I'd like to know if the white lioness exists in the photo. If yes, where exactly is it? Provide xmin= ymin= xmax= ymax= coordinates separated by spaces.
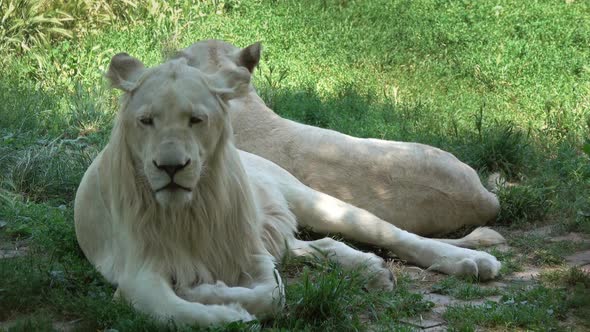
xmin=74 ymin=53 xmax=501 ymax=326
xmin=177 ymin=40 xmax=502 ymax=237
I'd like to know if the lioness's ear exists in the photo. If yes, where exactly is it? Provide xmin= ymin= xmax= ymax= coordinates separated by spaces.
xmin=106 ymin=53 xmax=145 ymax=92
xmin=237 ymin=42 xmax=261 ymax=73
xmin=207 ymin=67 xmax=251 ymax=102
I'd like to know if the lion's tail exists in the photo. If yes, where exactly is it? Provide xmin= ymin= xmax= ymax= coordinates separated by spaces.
xmin=434 ymin=227 xmax=506 ymax=249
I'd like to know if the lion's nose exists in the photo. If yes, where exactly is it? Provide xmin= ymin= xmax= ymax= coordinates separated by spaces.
xmin=153 ymin=159 xmax=191 ymax=178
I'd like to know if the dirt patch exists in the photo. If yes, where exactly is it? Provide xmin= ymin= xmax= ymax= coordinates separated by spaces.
xmin=392 ymin=231 xmax=590 ymax=330
xmin=0 ymin=238 xmax=29 ymax=259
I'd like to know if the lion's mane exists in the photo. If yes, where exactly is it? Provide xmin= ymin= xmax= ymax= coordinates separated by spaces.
xmin=102 ymin=68 xmax=268 ymax=288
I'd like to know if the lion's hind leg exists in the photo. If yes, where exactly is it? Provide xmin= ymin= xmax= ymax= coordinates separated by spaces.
xmin=288 ymin=238 xmax=396 ymax=291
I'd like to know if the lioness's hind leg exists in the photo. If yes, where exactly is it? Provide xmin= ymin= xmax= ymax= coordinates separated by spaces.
xmin=289 ymin=238 xmax=395 ymax=291
xmin=286 ymin=186 xmax=501 ymax=280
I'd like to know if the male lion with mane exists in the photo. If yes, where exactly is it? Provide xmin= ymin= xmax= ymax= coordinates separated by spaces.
xmin=75 ymin=52 xmax=501 ymax=326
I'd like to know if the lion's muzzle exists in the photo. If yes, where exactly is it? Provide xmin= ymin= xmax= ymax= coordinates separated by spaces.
xmin=148 ymin=140 xmax=200 ymax=205
xmin=153 ymin=159 xmax=191 ymax=179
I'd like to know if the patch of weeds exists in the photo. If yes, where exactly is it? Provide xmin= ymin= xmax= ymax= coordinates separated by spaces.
xmin=0 ymin=79 xmax=57 ymax=133
xmin=431 ymin=276 xmax=500 ymax=301
xmin=465 ymin=123 xmax=531 ymax=180
xmin=377 ymin=273 xmax=434 ymax=322
xmin=543 ymin=101 xmax=578 ymax=141
xmin=444 ymin=286 xmax=569 ymax=330
xmin=568 ymin=282 xmax=590 ymax=327
xmin=0 ymin=139 xmax=94 ymax=203
xmin=277 ymin=262 xmax=368 ymax=329
xmin=539 ymin=141 xmax=590 ymax=232
xmin=383 ymin=286 xmax=434 ymax=321
xmin=570 ymin=197 xmax=590 ymax=234
xmin=496 ymin=184 xmax=550 ymax=226
xmin=272 ymin=255 xmax=431 ymax=330
xmin=541 ymin=267 xmax=590 ymax=289
xmin=256 ymin=62 xmax=289 ymax=110
xmin=66 ymin=83 xmax=114 ymax=138
xmin=571 ymin=210 xmax=590 ymax=234
xmin=274 ymin=256 xmax=371 ymax=330
xmin=4 ymin=222 xmax=34 ymax=239
xmin=0 ymin=200 xmax=80 ymax=257
xmin=4 ymin=314 xmax=57 ymax=332
xmin=569 ymin=284 xmax=590 ymax=328
xmin=510 ymin=236 xmax=582 ymax=266
xmin=540 ymin=267 xmax=590 ymax=327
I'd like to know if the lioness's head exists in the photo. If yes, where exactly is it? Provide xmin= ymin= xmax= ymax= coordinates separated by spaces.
xmin=176 ymin=40 xmax=262 ymax=77
xmin=106 ymin=53 xmax=251 ymax=206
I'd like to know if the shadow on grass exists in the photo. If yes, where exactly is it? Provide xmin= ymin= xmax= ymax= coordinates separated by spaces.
xmin=258 ymin=83 xmax=535 ymax=179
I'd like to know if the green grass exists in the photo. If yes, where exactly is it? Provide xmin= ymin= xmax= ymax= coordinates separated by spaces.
xmin=510 ymin=234 xmax=588 ymax=266
xmin=1 ymin=0 xmax=590 ymax=330
xmin=444 ymin=286 xmax=571 ymax=330
xmin=495 ymin=184 xmax=550 ymax=226
xmin=444 ymin=267 xmax=590 ymax=330
xmin=271 ymin=256 xmax=433 ymax=331
xmin=431 ymin=276 xmax=501 ymax=301
xmin=3 ymin=315 xmax=58 ymax=332
xmin=541 ymin=267 xmax=590 ymax=289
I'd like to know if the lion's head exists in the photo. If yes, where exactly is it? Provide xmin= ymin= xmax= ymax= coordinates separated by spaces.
xmin=176 ymin=40 xmax=261 ymax=78
xmin=106 ymin=53 xmax=251 ymax=206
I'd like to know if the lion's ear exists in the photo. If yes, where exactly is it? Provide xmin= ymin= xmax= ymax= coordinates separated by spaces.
xmin=206 ymin=67 xmax=251 ymax=102
xmin=106 ymin=53 xmax=145 ymax=92
xmin=236 ymin=42 xmax=261 ymax=73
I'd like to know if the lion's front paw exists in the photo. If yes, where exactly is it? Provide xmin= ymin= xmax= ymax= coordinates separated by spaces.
xmin=366 ymin=256 xmax=396 ymax=291
xmin=198 ymin=303 xmax=255 ymax=326
xmin=451 ymin=256 xmax=501 ymax=280
xmin=224 ymin=303 xmax=256 ymax=323
xmin=434 ymin=249 xmax=501 ymax=280
xmin=177 ymin=281 xmax=228 ymax=304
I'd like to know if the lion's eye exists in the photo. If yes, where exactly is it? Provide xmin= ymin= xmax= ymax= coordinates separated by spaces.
xmin=139 ymin=117 xmax=154 ymax=126
xmin=189 ymin=116 xmax=203 ymax=126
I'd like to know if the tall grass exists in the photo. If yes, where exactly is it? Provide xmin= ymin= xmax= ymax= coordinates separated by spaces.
xmin=0 ymin=0 xmax=245 ymax=55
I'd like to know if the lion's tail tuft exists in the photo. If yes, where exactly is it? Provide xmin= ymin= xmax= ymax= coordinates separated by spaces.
xmin=434 ymin=227 xmax=506 ymax=249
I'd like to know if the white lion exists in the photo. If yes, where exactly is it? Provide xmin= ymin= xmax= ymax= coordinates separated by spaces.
xmin=177 ymin=40 xmax=503 ymax=237
xmin=74 ymin=53 xmax=501 ymax=326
